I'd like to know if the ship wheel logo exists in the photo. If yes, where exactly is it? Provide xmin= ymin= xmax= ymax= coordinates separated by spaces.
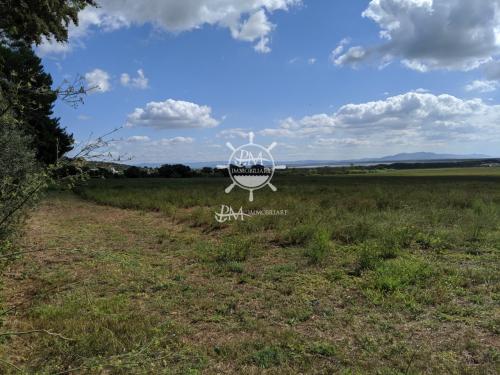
xmin=217 ymin=132 xmax=286 ymax=201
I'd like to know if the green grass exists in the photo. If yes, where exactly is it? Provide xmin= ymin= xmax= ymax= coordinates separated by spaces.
xmin=376 ymin=166 xmax=500 ymax=176
xmin=1 ymin=170 xmax=499 ymax=373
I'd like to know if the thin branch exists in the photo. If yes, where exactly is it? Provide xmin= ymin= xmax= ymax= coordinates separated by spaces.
xmin=0 ymin=357 xmax=23 ymax=373
xmin=0 ymin=329 xmax=75 ymax=341
xmin=0 ymin=179 xmax=46 ymax=229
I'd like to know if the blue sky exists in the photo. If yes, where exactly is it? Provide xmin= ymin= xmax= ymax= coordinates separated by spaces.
xmin=39 ymin=0 xmax=500 ymax=163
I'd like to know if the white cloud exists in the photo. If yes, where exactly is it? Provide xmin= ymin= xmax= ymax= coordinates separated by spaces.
xmin=38 ymin=0 xmax=300 ymax=55
xmin=465 ymin=80 xmax=499 ymax=93
xmin=217 ymin=128 xmax=250 ymax=139
xmin=85 ymin=68 xmax=111 ymax=93
xmin=127 ymin=135 xmax=151 ymax=142
xmin=333 ymin=46 xmax=367 ymax=67
xmin=260 ymin=91 xmax=500 ymax=146
xmin=37 ymin=7 xmax=128 ymax=56
xmin=154 ymin=137 xmax=194 ymax=146
xmin=126 ymin=99 xmax=220 ymax=129
xmin=121 ymin=69 xmax=149 ymax=89
xmin=123 ymin=135 xmax=193 ymax=146
xmin=315 ymin=138 xmax=370 ymax=147
xmin=308 ymin=58 xmax=317 ymax=65
xmin=231 ymin=9 xmax=273 ymax=53
xmin=335 ymin=0 xmax=500 ymax=72
xmin=107 ymin=135 xmax=196 ymax=163
xmin=330 ymin=38 xmax=351 ymax=63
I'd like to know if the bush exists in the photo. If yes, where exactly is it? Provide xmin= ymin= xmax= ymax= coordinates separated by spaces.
xmin=158 ymin=164 xmax=192 ymax=178
xmin=371 ymin=257 xmax=433 ymax=293
xmin=124 ymin=166 xmax=146 ymax=178
xmin=0 ymin=122 xmax=46 ymax=244
xmin=304 ymin=228 xmax=331 ymax=264
xmin=282 ymin=223 xmax=316 ymax=245
xmin=215 ymin=237 xmax=253 ymax=263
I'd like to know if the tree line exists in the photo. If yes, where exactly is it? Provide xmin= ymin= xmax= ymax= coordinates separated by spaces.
xmin=1 ymin=1 xmax=97 ymax=247
xmin=123 ymin=165 xmax=228 ymax=178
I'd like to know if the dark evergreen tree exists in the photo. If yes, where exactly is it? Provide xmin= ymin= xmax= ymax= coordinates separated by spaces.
xmin=0 ymin=42 xmax=73 ymax=164
xmin=0 ymin=0 xmax=96 ymax=45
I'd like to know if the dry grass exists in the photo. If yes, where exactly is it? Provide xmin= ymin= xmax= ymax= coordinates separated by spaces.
xmin=0 ymin=177 xmax=499 ymax=374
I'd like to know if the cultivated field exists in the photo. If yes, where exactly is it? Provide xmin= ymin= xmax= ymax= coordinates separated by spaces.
xmin=1 ymin=170 xmax=499 ymax=373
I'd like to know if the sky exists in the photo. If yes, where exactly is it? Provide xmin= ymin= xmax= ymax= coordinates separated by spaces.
xmin=38 ymin=0 xmax=500 ymax=164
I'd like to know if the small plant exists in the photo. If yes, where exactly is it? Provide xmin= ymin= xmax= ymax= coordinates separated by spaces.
xmin=226 ymin=261 xmax=244 ymax=273
xmin=331 ymin=216 xmax=374 ymax=244
xmin=249 ymin=346 xmax=286 ymax=368
xmin=215 ymin=237 xmax=253 ymax=263
xmin=304 ymin=228 xmax=331 ymax=264
xmin=308 ymin=341 xmax=337 ymax=357
xmin=371 ymin=257 xmax=433 ymax=293
xmin=354 ymin=243 xmax=382 ymax=274
xmin=415 ymin=232 xmax=446 ymax=251
xmin=282 ymin=223 xmax=316 ymax=245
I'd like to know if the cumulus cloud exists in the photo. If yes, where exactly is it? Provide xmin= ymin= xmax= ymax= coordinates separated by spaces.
xmin=124 ymin=135 xmax=193 ymax=145
xmin=315 ymin=138 xmax=371 ymax=147
xmin=108 ymin=135 xmax=196 ymax=163
xmin=465 ymin=80 xmax=498 ymax=93
xmin=230 ymin=9 xmax=273 ymax=53
xmin=484 ymin=60 xmax=500 ymax=80
xmin=154 ymin=137 xmax=194 ymax=146
xmin=121 ymin=69 xmax=149 ymax=89
xmin=217 ymin=128 xmax=250 ymax=139
xmin=330 ymin=38 xmax=354 ymax=64
xmin=260 ymin=91 xmax=500 ymax=146
xmin=127 ymin=135 xmax=151 ymax=142
xmin=38 ymin=0 xmax=300 ymax=55
xmin=85 ymin=68 xmax=111 ymax=93
xmin=335 ymin=0 xmax=500 ymax=72
xmin=126 ymin=99 xmax=220 ymax=129
xmin=37 ymin=7 xmax=128 ymax=56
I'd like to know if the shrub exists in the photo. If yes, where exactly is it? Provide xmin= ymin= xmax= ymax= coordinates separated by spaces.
xmin=282 ymin=223 xmax=316 ymax=245
xmin=304 ymin=228 xmax=331 ymax=264
xmin=355 ymin=243 xmax=381 ymax=274
xmin=124 ymin=166 xmax=147 ymax=178
xmin=249 ymin=346 xmax=286 ymax=368
xmin=331 ymin=216 xmax=374 ymax=244
xmin=0 ymin=122 xmax=46 ymax=245
xmin=215 ymin=237 xmax=253 ymax=263
xmin=371 ymin=257 xmax=433 ymax=293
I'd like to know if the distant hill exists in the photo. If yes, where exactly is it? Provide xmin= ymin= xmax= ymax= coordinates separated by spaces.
xmin=378 ymin=152 xmax=490 ymax=161
xmin=126 ymin=152 xmax=494 ymax=169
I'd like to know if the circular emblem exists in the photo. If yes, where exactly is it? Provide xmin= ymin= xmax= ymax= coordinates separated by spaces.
xmin=217 ymin=132 xmax=286 ymax=201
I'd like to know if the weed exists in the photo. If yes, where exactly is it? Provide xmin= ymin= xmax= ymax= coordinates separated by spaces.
xmin=304 ymin=228 xmax=331 ymax=264
xmin=215 ymin=237 xmax=253 ymax=263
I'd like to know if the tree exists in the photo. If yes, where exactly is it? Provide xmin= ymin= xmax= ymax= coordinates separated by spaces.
xmin=124 ymin=166 xmax=145 ymax=178
xmin=0 ymin=0 xmax=96 ymax=244
xmin=158 ymin=164 xmax=193 ymax=178
xmin=0 ymin=0 xmax=96 ymax=45
xmin=0 ymin=119 xmax=46 ymax=243
xmin=0 ymin=42 xmax=74 ymax=164
xmin=201 ymin=167 xmax=214 ymax=175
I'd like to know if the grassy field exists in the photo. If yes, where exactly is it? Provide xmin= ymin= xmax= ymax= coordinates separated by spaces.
xmin=374 ymin=167 xmax=500 ymax=177
xmin=1 ymin=170 xmax=499 ymax=373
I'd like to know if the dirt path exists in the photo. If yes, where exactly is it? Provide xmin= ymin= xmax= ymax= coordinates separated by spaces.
xmin=0 ymin=194 xmax=214 ymax=373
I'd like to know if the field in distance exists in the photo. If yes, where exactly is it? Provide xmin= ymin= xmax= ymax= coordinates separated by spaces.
xmin=1 ymin=168 xmax=499 ymax=373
